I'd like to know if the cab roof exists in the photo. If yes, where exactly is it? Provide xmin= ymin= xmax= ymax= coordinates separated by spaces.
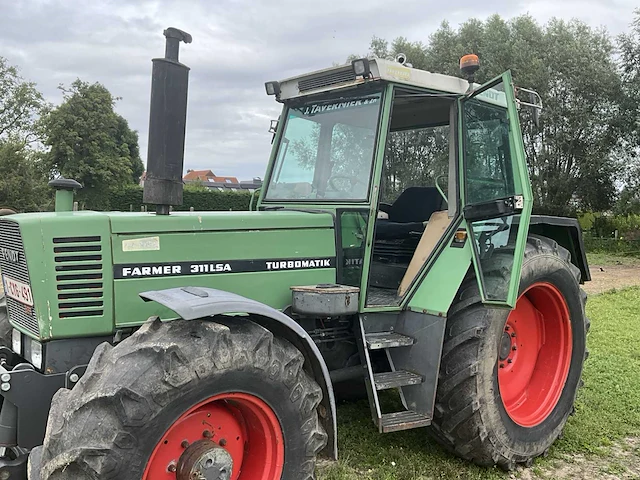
xmin=277 ymin=58 xmax=472 ymax=101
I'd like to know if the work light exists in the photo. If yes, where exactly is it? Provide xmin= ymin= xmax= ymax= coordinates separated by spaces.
xmin=265 ymin=81 xmax=281 ymax=96
xmin=351 ymin=58 xmax=371 ymax=78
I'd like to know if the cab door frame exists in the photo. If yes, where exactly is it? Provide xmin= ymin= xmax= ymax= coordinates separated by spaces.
xmin=458 ymin=71 xmax=533 ymax=308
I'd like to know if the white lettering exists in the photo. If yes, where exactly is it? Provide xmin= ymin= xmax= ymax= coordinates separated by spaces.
xmin=122 ymin=267 xmax=132 ymax=277
xmin=172 ymin=266 xmax=181 ymax=274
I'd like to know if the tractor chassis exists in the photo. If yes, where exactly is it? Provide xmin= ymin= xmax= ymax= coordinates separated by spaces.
xmin=0 ymin=346 xmax=88 ymax=480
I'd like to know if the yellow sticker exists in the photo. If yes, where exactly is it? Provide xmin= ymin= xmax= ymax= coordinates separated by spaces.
xmin=122 ymin=236 xmax=160 ymax=252
xmin=386 ymin=65 xmax=411 ymax=81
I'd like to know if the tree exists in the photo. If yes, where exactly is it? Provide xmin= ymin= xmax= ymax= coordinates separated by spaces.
xmin=0 ymin=142 xmax=51 ymax=211
xmin=616 ymin=10 xmax=640 ymax=214
xmin=41 ymin=80 xmax=144 ymax=209
xmin=359 ymin=15 xmax=625 ymax=214
xmin=0 ymin=57 xmax=46 ymax=143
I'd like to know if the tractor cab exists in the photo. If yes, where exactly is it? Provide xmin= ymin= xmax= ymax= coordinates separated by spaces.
xmin=260 ymin=56 xmax=535 ymax=310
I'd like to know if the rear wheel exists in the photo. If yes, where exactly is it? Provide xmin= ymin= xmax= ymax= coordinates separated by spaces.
xmin=37 ymin=316 xmax=327 ymax=479
xmin=430 ymin=235 xmax=588 ymax=469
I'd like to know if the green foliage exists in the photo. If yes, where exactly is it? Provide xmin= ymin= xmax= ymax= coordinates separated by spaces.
xmin=363 ymin=15 xmax=627 ymax=215
xmin=616 ymin=10 xmax=640 ymax=215
xmin=579 ymin=211 xmax=640 ymax=255
xmin=108 ymin=185 xmax=252 ymax=212
xmin=579 ymin=211 xmax=640 ymax=237
xmin=0 ymin=57 xmax=50 ymax=211
xmin=0 ymin=141 xmax=52 ymax=212
xmin=583 ymin=236 xmax=640 ymax=255
xmin=41 ymin=80 xmax=143 ymax=210
xmin=0 ymin=57 xmax=47 ymax=143
xmin=577 ymin=211 xmax=596 ymax=231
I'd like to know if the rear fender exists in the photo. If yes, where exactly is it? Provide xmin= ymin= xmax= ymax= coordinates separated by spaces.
xmin=528 ymin=216 xmax=591 ymax=282
xmin=140 ymin=286 xmax=337 ymax=460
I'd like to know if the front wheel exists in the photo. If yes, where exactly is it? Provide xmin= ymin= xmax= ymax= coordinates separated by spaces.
xmin=430 ymin=235 xmax=588 ymax=469
xmin=37 ymin=317 xmax=327 ymax=479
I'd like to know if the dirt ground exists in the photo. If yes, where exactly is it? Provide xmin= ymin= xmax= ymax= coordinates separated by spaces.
xmin=514 ymin=438 xmax=640 ymax=480
xmin=583 ymin=264 xmax=640 ymax=295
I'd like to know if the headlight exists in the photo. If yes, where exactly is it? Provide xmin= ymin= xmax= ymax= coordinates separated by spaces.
xmin=27 ymin=339 xmax=42 ymax=370
xmin=11 ymin=329 xmax=21 ymax=355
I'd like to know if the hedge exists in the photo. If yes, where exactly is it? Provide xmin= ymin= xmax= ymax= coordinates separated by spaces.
xmin=108 ymin=186 xmax=253 ymax=212
xmin=583 ymin=236 xmax=640 ymax=256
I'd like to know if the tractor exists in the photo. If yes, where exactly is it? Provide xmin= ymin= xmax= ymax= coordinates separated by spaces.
xmin=0 ymin=27 xmax=589 ymax=480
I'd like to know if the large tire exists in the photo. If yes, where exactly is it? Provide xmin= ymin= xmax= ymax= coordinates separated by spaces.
xmin=37 ymin=316 xmax=328 ymax=479
xmin=430 ymin=235 xmax=588 ymax=469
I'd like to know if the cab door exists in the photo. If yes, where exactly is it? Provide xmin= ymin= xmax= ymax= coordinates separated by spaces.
xmin=459 ymin=71 xmax=533 ymax=308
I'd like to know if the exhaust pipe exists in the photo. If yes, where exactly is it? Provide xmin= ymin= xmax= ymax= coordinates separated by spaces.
xmin=143 ymin=27 xmax=192 ymax=215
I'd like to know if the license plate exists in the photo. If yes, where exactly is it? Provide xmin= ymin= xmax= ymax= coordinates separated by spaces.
xmin=2 ymin=275 xmax=33 ymax=306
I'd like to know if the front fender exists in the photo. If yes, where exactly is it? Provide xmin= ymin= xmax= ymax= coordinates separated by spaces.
xmin=140 ymin=286 xmax=338 ymax=460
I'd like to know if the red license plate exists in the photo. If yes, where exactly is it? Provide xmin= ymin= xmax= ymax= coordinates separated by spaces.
xmin=3 ymin=275 xmax=33 ymax=306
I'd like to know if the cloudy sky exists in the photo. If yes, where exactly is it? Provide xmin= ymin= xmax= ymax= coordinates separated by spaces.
xmin=1 ymin=0 xmax=637 ymax=181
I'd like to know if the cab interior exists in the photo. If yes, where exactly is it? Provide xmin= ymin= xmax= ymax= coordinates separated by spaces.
xmin=366 ymin=90 xmax=457 ymax=306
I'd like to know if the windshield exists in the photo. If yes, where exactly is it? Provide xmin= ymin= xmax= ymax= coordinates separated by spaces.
xmin=265 ymin=92 xmax=382 ymax=201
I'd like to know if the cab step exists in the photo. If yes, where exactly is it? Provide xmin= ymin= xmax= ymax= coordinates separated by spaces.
xmin=380 ymin=410 xmax=432 ymax=433
xmin=365 ymin=331 xmax=414 ymax=350
xmin=373 ymin=370 xmax=423 ymax=390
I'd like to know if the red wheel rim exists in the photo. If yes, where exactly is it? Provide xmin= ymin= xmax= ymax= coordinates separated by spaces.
xmin=497 ymin=282 xmax=573 ymax=427
xmin=143 ymin=392 xmax=284 ymax=480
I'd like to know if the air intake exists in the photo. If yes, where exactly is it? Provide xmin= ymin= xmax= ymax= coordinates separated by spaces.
xmin=53 ymin=236 xmax=104 ymax=319
xmin=298 ymin=67 xmax=356 ymax=92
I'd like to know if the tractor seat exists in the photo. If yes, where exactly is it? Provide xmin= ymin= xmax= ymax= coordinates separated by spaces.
xmin=375 ymin=187 xmax=444 ymax=240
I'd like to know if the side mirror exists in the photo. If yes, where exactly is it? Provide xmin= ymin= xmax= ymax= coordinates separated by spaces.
xmin=269 ymin=117 xmax=279 ymax=144
xmin=515 ymin=87 xmax=543 ymax=129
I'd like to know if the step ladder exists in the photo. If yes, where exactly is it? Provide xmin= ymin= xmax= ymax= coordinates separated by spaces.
xmin=357 ymin=318 xmax=432 ymax=433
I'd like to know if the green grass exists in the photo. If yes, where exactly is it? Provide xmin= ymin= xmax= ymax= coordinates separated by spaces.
xmin=586 ymin=252 xmax=640 ymax=266
xmin=318 ymin=287 xmax=640 ymax=479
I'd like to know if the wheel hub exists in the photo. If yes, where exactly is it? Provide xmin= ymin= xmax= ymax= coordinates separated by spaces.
xmin=177 ymin=440 xmax=233 ymax=480
xmin=499 ymin=331 xmax=512 ymax=361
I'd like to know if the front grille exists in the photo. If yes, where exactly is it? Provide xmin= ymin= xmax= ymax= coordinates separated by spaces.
xmin=54 ymin=236 xmax=104 ymax=319
xmin=298 ymin=67 xmax=356 ymax=92
xmin=0 ymin=220 xmax=39 ymax=336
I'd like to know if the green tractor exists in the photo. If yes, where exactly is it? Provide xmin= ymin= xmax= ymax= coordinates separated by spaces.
xmin=0 ymin=28 xmax=589 ymax=480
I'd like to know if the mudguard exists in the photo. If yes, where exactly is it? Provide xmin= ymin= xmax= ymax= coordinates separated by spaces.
xmin=139 ymin=286 xmax=338 ymax=460
xmin=529 ymin=215 xmax=591 ymax=282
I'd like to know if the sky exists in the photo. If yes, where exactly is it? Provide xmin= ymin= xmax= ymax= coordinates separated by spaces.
xmin=0 ymin=0 xmax=637 ymax=181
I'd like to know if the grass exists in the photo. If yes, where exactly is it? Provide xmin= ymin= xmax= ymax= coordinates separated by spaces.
xmin=318 ymin=286 xmax=640 ymax=479
xmin=586 ymin=252 xmax=640 ymax=266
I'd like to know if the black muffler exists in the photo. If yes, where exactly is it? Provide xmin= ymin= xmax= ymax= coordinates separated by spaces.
xmin=143 ymin=27 xmax=192 ymax=215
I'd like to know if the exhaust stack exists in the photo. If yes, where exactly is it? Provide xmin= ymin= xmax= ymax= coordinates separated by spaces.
xmin=143 ymin=27 xmax=192 ymax=215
